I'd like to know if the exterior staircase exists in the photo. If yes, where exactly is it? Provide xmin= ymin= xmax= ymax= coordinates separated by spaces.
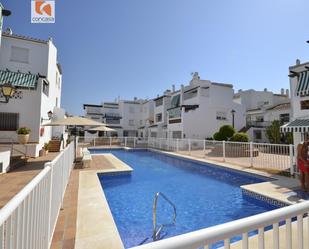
xmin=238 ymin=126 xmax=250 ymax=133
xmin=48 ymin=140 xmax=61 ymax=152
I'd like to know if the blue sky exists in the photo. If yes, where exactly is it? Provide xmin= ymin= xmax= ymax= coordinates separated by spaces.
xmin=1 ymin=0 xmax=309 ymax=115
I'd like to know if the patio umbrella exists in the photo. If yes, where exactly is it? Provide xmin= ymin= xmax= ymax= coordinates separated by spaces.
xmin=43 ymin=116 xmax=106 ymax=161
xmin=87 ymin=126 xmax=116 ymax=132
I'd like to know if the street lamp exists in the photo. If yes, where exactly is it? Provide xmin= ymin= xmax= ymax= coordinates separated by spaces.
xmin=0 ymin=83 xmax=15 ymax=103
xmin=2 ymin=8 xmax=11 ymax=16
xmin=41 ymin=111 xmax=53 ymax=123
xmin=231 ymin=109 xmax=236 ymax=128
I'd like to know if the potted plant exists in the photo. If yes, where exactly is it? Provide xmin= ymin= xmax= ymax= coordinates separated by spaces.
xmin=44 ymin=142 xmax=49 ymax=155
xmin=17 ymin=127 xmax=31 ymax=144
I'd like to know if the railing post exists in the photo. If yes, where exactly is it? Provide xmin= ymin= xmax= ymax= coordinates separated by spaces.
xmin=188 ymin=139 xmax=191 ymax=155
xmin=45 ymin=162 xmax=53 ymax=247
xmin=109 ymin=137 xmax=112 ymax=148
xmin=159 ymin=139 xmax=162 ymax=150
xmin=134 ymin=137 xmax=136 ymax=148
xmin=250 ymin=142 xmax=253 ymax=167
xmin=289 ymin=144 xmax=294 ymax=176
xmin=125 ymin=137 xmax=127 ymax=148
xmin=93 ymin=138 xmax=96 ymax=147
xmin=176 ymin=139 xmax=179 ymax=152
xmin=223 ymin=141 xmax=226 ymax=162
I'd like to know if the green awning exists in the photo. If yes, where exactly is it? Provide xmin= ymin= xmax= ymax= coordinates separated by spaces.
xmin=296 ymin=71 xmax=309 ymax=96
xmin=0 ymin=70 xmax=38 ymax=89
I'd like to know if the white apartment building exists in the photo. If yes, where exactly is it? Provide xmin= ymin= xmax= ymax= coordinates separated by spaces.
xmin=84 ymin=98 xmax=148 ymax=137
xmin=148 ymin=92 xmax=171 ymax=138
xmin=138 ymin=99 xmax=154 ymax=138
xmin=234 ymin=89 xmax=291 ymax=142
xmin=84 ymin=73 xmax=248 ymax=140
xmin=281 ymin=60 xmax=309 ymax=147
xmin=166 ymin=72 xmax=245 ymax=139
xmin=0 ymin=29 xmax=65 ymax=157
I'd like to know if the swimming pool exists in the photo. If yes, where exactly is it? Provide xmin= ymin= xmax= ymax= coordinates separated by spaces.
xmin=92 ymin=149 xmax=279 ymax=248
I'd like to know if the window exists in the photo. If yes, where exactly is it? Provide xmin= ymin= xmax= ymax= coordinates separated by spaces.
xmin=279 ymin=113 xmax=290 ymax=123
xmin=156 ymin=113 xmax=162 ymax=122
xmin=301 ymin=100 xmax=309 ymax=110
xmin=43 ymin=80 xmax=49 ymax=96
xmin=129 ymin=120 xmax=134 ymax=126
xmin=10 ymin=46 xmax=29 ymax=63
xmin=0 ymin=113 xmax=19 ymax=131
xmin=172 ymin=131 xmax=182 ymax=139
xmin=155 ymin=98 xmax=163 ymax=107
xmin=254 ymin=130 xmax=262 ymax=140
xmin=170 ymin=95 xmax=180 ymax=108
xmin=256 ymin=116 xmax=264 ymax=122
xmin=151 ymin=132 xmax=157 ymax=137
xmin=216 ymin=111 xmax=227 ymax=121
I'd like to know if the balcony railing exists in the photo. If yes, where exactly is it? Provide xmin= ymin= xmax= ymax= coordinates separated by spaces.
xmin=168 ymin=107 xmax=181 ymax=119
xmin=246 ymin=121 xmax=272 ymax=128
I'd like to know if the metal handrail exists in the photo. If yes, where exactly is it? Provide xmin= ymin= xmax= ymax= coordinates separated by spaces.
xmin=153 ymin=192 xmax=177 ymax=241
xmin=0 ymin=137 xmax=27 ymax=157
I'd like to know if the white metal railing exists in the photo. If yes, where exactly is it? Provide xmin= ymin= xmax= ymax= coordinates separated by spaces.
xmin=147 ymin=137 xmax=295 ymax=175
xmin=0 ymin=142 xmax=74 ymax=249
xmin=130 ymin=200 xmax=309 ymax=249
xmin=78 ymin=136 xmax=295 ymax=175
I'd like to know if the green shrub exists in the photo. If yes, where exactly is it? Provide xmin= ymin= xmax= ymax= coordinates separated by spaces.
xmin=218 ymin=125 xmax=236 ymax=139
xmin=44 ymin=142 xmax=49 ymax=150
xmin=230 ymin=132 xmax=249 ymax=142
xmin=17 ymin=127 xmax=31 ymax=135
xmin=213 ymin=132 xmax=224 ymax=141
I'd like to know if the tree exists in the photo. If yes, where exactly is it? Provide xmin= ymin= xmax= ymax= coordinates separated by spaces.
xmin=266 ymin=120 xmax=281 ymax=144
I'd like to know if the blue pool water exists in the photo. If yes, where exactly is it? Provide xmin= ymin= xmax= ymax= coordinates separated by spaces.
xmin=92 ymin=149 xmax=279 ymax=248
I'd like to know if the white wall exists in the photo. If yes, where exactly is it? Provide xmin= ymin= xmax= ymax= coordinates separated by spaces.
xmin=0 ymin=150 xmax=10 ymax=173
xmin=0 ymin=34 xmax=63 ymax=157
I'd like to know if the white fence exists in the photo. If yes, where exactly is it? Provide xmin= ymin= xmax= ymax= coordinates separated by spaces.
xmin=0 ymin=142 xmax=74 ymax=249
xmin=130 ymin=200 xmax=309 ymax=249
xmin=79 ymin=137 xmax=295 ymax=175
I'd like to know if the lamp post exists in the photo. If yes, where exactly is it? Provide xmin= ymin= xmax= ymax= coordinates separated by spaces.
xmin=41 ymin=110 xmax=53 ymax=123
xmin=0 ymin=82 xmax=15 ymax=103
xmin=231 ymin=109 xmax=236 ymax=128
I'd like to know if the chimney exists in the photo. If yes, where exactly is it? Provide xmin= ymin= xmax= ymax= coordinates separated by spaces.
xmin=238 ymin=89 xmax=242 ymax=93
xmin=281 ymin=88 xmax=284 ymax=95
xmin=296 ymin=59 xmax=301 ymax=65
xmin=264 ymin=88 xmax=267 ymax=92
xmin=286 ymin=89 xmax=289 ymax=97
xmin=134 ymin=97 xmax=137 ymax=101
xmin=172 ymin=84 xmax=175 ymax=92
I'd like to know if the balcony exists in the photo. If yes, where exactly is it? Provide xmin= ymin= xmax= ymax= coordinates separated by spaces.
xmin=247 ymin=121 xmax=272 ymax=128
xmin=168 ymin=107 xmax=181 ymax=119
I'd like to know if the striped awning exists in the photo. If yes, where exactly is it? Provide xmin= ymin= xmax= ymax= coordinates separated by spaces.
xmin=281 ymin=119 xmax=309 ymax=133
xmin=296 ymin=71 xmax=309 ymax=96
xmin=0 ymin=70 xmax=38 ymax=89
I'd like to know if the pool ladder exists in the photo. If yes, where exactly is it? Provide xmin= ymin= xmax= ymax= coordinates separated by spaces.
xmin=152 ymin=192 xmax=177 ymax=241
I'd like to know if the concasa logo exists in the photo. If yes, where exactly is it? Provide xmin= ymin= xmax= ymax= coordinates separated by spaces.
xmin=31 ymin=0 xmax=55 ymax=23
